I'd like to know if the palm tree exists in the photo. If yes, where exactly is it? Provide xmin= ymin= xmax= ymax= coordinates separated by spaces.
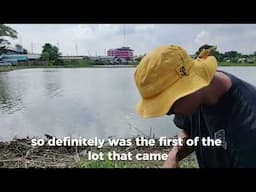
xmin=0 ymin=24 xmax=18 ymax=54
xmin=0 ymin=24 xmax=17 ymax=38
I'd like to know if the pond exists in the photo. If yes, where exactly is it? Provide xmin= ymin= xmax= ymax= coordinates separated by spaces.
xmin=0 ymin=67 xmax=255 ymax=141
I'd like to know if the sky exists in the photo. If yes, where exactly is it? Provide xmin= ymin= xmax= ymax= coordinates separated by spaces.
xmin=4 ymin=24 xmax=256 ymax=56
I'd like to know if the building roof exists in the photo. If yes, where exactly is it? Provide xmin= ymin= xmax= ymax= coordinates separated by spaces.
xmin=4 ymin=49 xmax=24 ymax=54
xmin=108 ymin=47 xmax=134 ymax=51
xmin=116 ymin=47 xmax=134 ymax=51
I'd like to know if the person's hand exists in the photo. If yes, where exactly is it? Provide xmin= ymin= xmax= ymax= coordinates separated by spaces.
xmin=162 ymin=145 xmax=180 ymax=168
xmin=162 ymin=130 xmax=193 ymax=168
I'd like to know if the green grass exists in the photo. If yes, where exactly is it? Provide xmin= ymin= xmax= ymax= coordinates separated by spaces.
xmin=219 ymin=62 xmax=256 ymax=66
xmin=0 ymin=65 xmax=88 ymax=72
xmin=79 ymin=159 xmax=162 ymax=168
xmin=177 ymin=152 xmax=199 ymax=168
xmin=0 ymin=59 xmax=138 ymax=72
xmin=0 ymin=65 xmax=44 ymax=72
xmin=2 ymin=60 xmax=256 ymax=73
xmin=0 ymin=64 xmax=93 ymax=73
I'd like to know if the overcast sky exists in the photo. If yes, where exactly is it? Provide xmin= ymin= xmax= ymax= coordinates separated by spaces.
xmin=4 ymin=24 xmax=256 ymax=56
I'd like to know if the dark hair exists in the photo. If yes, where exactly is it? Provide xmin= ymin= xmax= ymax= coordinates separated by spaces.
xmin=198 ymin=44 xmax=215 ymax=52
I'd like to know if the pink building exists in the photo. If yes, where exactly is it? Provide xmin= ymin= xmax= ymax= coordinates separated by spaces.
xmin=107 ymin=47 xmax=134 ymax=60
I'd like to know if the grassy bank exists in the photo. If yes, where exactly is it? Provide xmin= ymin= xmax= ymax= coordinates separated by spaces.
xmin=0 ymin=65 xmax=110 ymax=73
xmin=0 ymin=60 xmax=138 ymax=72
xmin=219 ymin=62 xmax=256 ymax=66
xmin=0 ymin=137 xmax=198 ymax=168
xmin=1 ymin=61 xmax=256 ymax=73
xmin=0 ymin=60 xmax=93 ymax=72
xmin=78 ymin=153 xmax=198 ymax=168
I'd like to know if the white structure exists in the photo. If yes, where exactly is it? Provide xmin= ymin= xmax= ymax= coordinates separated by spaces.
xmin=27 ymin=54 xmax=41 ymax=60
xmin=59 ymin=56 xmax=84 ymax=60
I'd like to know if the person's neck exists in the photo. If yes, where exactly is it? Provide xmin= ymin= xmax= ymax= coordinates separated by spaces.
xmin=202 ymin=71 xmax=232 ymax=105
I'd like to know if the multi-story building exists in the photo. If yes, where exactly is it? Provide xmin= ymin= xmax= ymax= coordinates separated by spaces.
xmin=107 ymin=47 xmax=134 ymax=61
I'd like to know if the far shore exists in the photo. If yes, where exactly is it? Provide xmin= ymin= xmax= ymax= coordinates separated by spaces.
xmin=0 ymin=64 xmax=137 ymax=72
xmin=1 ymin=62 xmax=256 ymax=73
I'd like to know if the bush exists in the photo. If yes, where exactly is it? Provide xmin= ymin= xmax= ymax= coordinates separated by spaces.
xmin=53 ymin=59 xmax=64 ymax=65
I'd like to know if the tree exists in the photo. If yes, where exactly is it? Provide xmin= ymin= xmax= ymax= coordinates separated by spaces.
xmin=15 ymin=44 xmax=22 ymax=51
xmin=135 ymin=54 xmax=145 ymax=63
xmin=41 ymin=51 xmax=50 ymax=61
xmin=0 ymin=39 xmax=10 ymax=49
xmin=23 ymin=48 xmax=28 ymax=54
xmin=0 ymin=24 xmax=17 ymax=38
xmin=223 ymin=51 xmax=240 ymax=58
xmin=213 ymin=50 xmax=224 ymax=62
xmin=223 ymin=51 xmax=242 ymax=63
xmin=0 ymin=24 xmax=17 ymax=54
xmin=15 ymin=44 xmax=27 ymax=54
xmin=41 ymin=43 xmax=61 ymax=62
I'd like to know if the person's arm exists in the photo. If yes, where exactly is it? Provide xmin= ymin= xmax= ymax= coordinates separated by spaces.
xmin=162 ymin=129 xmax=194 ymax=168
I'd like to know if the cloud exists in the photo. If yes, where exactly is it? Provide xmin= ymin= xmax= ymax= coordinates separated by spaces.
xmin=195 ymin=31 xmax=210 ymax=44
xmin=5 ymin=24 xmax=256 ymax=56
xmin=135 ymin=24 xmax=155 ymax=32
xmin=194 ymin=30 xmax=219 ymax=47
xmin=72 ymin=24 xmax=94 ymax=40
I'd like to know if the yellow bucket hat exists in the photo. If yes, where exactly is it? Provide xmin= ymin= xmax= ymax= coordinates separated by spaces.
xmin=134 ymin=45 xmax=218 ymax=118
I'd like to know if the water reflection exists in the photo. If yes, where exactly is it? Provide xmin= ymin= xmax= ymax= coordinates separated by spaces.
xmin=43 ymin=69 xmax=63 ymax=98
xmin=0 ymin=73 xmax=24 ymax=114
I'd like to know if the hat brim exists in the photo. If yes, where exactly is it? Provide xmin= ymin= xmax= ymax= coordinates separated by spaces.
xmin=136 ymin=56 xmax=217 ymax=118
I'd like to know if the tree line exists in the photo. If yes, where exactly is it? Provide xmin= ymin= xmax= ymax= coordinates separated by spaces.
xmin=1 ymin=24 xmax=256 ymax=65
xmin=0 ymin=24 xmax=62 ymax=65
xmin=195 ymin=46 xmax=256 ymax=63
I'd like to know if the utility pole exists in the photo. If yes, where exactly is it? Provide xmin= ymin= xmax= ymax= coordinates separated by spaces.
xmin=31 ymin=42 xmax=34 ymax=53
xmin=19 ymin=35 xmax=22 ymax=47
xmin=123 ymin=24 xmax=126 ymax=47
xmin=75 ymin=42 xmax=78 ymax=56
xmin=57 ymin=41 xmax=60 ymax=49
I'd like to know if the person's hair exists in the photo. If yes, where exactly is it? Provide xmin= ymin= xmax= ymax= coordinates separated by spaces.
xmin=198 ymin=44 xmax=215 ymax=53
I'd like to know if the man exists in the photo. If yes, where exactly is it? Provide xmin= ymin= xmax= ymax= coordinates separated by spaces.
xmin=134 ymin=45 xmax=256 ymax=168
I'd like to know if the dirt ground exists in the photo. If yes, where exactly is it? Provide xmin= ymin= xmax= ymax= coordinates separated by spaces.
xmin=0 ymin=136 xmax=198 ymax=168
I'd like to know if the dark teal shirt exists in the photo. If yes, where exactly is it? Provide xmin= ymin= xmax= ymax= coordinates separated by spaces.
xmin=174 ymin=71 xmax=256 ymax=168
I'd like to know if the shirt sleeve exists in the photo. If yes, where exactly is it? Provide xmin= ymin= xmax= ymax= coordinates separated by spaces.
xmin=173 ymin=114 xmax=191 ymax=132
